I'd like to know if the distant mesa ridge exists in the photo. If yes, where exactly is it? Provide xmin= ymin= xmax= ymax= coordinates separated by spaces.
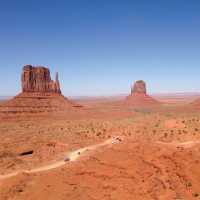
xmin=126 ymin=80 xmax=160 ymax=106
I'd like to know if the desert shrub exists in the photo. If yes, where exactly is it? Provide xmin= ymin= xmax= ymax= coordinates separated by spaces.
xmin=186 ymin=182 xmax=192 ymax=187
xmin=183 ymin=130 xmax=187 ymax=134
xmin=192 ymin=192 xmax=199 ymax=197
xmin=96 ymin=132 xmax=102 ymax=136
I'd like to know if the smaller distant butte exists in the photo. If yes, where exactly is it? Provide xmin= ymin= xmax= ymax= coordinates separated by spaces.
xmin=190 ymin=97 xmax=200 ymax=108
xmin=0 ymin=65 xmax=82 ymax=115
xmin=126 ymin=80 xmax=160 ymax=106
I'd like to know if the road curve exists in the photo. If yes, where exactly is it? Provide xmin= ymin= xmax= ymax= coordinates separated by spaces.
xmin=0 ymin=137 xmax=121 ymax=181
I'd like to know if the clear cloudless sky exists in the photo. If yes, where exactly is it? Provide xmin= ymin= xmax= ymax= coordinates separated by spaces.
xmin=0 ymin=0 xmax=200 ymax=96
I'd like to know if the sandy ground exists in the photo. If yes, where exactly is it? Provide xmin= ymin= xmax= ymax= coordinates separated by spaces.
xmin=1 ymin=97 xmax=200 ymax=200
xmin=0 ymin=137 xmax=120 ymax=180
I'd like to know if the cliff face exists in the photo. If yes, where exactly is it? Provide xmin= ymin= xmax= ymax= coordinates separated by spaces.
xmin=131 ymin=80 xmax=147 ymax=95
xmin=0 ymin=65 xmax=81 ymax=115
xmin=126 ymin=80 xmax=159 ymax=106
xmin=22 ymin=65 xmax=61 ymax=94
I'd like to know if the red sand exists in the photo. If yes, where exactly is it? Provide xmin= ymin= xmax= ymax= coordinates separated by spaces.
xmin=1 ymin=96 xmax=200 ymax=200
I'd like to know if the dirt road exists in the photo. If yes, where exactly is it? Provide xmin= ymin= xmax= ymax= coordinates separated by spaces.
xmin=0 ymin=137 xmax=121 ymax=181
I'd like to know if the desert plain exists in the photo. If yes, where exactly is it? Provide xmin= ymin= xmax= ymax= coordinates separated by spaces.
xmin=1 ymin=67 xmax=200 ymax=200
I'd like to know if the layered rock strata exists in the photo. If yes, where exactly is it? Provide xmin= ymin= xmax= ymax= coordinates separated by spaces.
xmin=0 ymin=65 xmax=81 ymax=115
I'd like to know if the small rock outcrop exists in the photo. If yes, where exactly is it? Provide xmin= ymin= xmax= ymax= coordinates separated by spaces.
xmin=126 ymin=80 xmax=159 ymax=106
xmin=22 ymin=65 xmax=61 ymax=93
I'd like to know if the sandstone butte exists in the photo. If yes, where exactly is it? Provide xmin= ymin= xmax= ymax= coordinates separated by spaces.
xmin=22 ymin=65 xmax=61 ymax=94
xmin=126 ymin=80 xmax=160 ymax=106
xmin=0 ymin=65 xmax=81 ymax=115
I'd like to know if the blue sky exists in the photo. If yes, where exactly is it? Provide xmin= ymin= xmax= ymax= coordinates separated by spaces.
xmin=0 ymin=0 xmax=200 ymax=96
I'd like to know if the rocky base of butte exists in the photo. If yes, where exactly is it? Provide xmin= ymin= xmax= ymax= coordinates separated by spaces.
xmin=0 ymin=65 xmax=81 ymax=115
xmin=126 ymin=80 xmax=160 ymax=106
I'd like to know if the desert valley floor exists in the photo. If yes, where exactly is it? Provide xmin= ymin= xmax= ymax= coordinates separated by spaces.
xmin=1 ymin=97 xmax=200 ymax=200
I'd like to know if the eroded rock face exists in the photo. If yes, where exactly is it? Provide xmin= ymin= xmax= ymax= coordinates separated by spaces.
xmin=0 ymin=65 xmax=82 ymax=115
xmin=126 ymin=80 xmax=159 ymax=106
xmin=22 ymin=65 xmax=61 ymax=93
xmin=131 ymin=80 xmax=147 ymax=95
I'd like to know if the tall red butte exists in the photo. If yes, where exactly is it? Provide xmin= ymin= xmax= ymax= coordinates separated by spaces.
xmin=0 ymin=65 xmax=81 ymax=115
xmin=22 ymin=65 xmax=61 ymax=94
xmin=126 ymin=80 xmax=160 ymax=106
